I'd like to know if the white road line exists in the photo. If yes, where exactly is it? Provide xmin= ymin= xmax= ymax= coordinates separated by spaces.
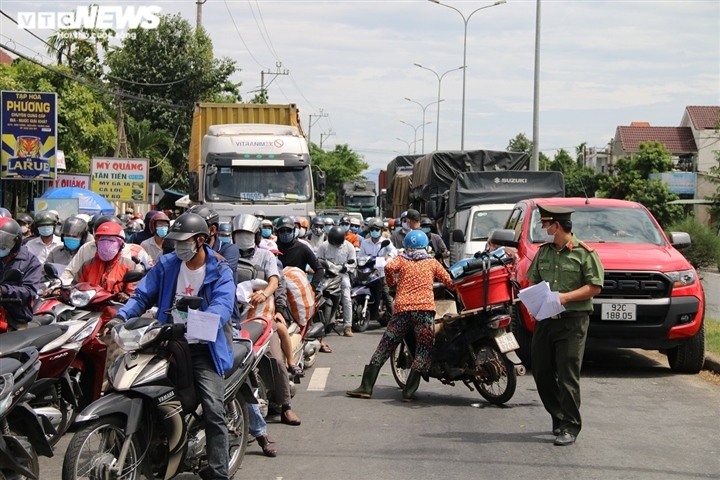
xmin=306 ymin=367 xmax=330 ymax=391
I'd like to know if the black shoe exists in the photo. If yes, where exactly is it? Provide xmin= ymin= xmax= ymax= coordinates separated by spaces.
xmin=554 ymin=432 xmax=576 ymax=446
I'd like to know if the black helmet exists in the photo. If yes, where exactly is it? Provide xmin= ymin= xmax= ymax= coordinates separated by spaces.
xmin=61 ymin=217 xmax=89 ymax=241
xmin=34 ymin=211 xmax=57 ymax=227
xmin=339 ymin=215 xmax=351 ymax=226
xmin=275 ymin=216 xmax=295 ymax=232
xmin=328 ymin=226 xmax=346 ymax=246
xmin=420 ymin=217 xmax=433 ymax=229
xmin=166 ymin=213 xmax=209 ymax=241
xmin=117 ymin=213 xmax=131 ymax=225
xmin=89 ymin=214 xmax=102 ymax=231
xmin=187 ymin=205 xmax=220 ymax=227
xmin=0 ymin=218 xmax=23 ymax=253
xmin=311 ymin=216 xmax=324 ymax=227
xmin=162 ymin=237 xmax=176 ymax=255
xmin=15 ymin=213 xmax=33 ymax=225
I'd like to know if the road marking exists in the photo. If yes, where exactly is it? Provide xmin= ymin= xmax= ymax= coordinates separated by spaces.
xmin=306 ymin=367 xmax=330 ymax=391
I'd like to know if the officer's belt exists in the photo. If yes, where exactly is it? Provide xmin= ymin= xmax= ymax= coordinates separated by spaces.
xmin=550 ymin=311 xmax=590 ymax=320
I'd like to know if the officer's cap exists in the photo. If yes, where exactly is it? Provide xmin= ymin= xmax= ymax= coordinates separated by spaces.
xmin=538 ymin=204 xmax=574 ymax=223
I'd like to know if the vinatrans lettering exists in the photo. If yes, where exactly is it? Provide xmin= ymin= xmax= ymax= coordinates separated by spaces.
xmin=17 ymin=5 xmax=162 ymax=31
xmin=234 ymin=141 xmax=276 ymax=147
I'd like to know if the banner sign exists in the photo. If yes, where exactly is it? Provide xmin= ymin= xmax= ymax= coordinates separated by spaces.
xmin=90 ymin=157 xmax=148 ymax=202
xmin=649 ymin=172 xmax=696 ymax=195
xmin=48 ymin=173 xmax=90 ymax=190
xmin=34 ymin=197 xmax=79 ymax=220
xmin=1 ymin=91 xmax=57 ymax=180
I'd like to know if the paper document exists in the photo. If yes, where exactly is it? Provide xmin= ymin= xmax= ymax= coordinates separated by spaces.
xmin=187 ymin=308 xmax=220 ymax=343
xmin=374 ymin=256 xmax=386 ymax=269
xmin=235 ymin=281 xmax=254 ymax=304
xmin=517 ymin=281 xmax=565 ymax=321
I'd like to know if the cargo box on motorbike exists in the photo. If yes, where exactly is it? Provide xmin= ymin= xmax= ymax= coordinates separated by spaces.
xmin=453 ymin=259 xmax=513 ymax=311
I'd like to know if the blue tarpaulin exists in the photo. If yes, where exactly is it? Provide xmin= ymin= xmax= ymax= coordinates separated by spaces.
xmin=41 ymin=187 xmax=115 ymax=215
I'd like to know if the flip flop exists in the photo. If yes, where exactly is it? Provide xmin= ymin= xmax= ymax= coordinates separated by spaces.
xmin=319 ymin=344 xmax=332 ymax=353
xmin=287 ymin=365 xmax=305 ymax=377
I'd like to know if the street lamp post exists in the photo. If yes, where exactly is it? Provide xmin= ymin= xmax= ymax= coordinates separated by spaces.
xmin=400 ymin=120 xmax=431 ymax=154
xmin=414 ymin=64 xmax=464 ymax=151
xmin=405 ymin=98 xmax=443 ymax=154
xmin=429 ymin=0 xmax=507 ymax=149
xmin=396 ymin=137 xmax=412 ymax=155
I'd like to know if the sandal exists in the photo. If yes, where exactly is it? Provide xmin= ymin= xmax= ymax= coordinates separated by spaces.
xmin=319 ymin=344 xmax=332 ymax=353
xmin=287 ymin=365 xmax=305 ymax=377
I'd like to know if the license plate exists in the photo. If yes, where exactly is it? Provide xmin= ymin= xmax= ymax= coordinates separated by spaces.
xmin=495 ymin=332 xmax=520 ymax=353
xmin=601 ymin=302 xmax=637 ymax=321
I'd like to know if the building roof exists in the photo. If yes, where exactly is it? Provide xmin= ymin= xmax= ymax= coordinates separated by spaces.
xmin=685 ymin=106 xmax=720 ymax=130
xmin=616 ymin=126 xmax=697 ymax=154
xmin=0 ymin=50 xmax=13 ymax=65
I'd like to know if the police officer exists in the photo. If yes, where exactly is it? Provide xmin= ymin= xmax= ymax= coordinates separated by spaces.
xmin=526 ymin=205 xmax=604 ymax=446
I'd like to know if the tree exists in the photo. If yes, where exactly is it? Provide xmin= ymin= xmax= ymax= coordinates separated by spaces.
xmin=550 ymin=148 xmax=576 ymax=174
xmin=106 ymin=15 xmax=240 ymax=189
xmin=309 ymin=142 xmax=368 ymax=206
xmin=706 ymin=150 xmax=720 ymax=228
xmin=507 ymin=132 xmax=532 ymax=154
xmin=575 ymin=141 xmax=588 ymax=167
xmin=597 ymin=141 xmax=683 ymax=227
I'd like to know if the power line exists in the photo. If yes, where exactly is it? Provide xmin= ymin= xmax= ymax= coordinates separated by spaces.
xmin=253 ymin=0 xmax=281 ymax=61
xmin=104 ymin=73 xmax=191 ymax=87
xmin=0 ymin=34 xmax=55 ymax=64
xmin=223 ymin=0 xmax=267 ymax=70
xmin=247 ymin=0 xmax=279 ymax=63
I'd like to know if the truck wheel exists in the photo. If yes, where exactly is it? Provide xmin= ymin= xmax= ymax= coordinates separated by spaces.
xmin=667 ymin=321 xmax=705 ymax=374
xmin=511 ymin=306 xmax=533 ymax=370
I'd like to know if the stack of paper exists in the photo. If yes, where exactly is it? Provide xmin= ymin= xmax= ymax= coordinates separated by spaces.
xmin=517 ymin=281 xmax=565 ymax=321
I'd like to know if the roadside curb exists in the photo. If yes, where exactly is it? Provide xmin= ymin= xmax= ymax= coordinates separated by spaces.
xmin=704 ymin=352 xmax=720 ymax=375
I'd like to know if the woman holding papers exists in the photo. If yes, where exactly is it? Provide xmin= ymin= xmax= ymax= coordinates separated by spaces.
xmin=526 ymin=205 xmax=604 ymax=447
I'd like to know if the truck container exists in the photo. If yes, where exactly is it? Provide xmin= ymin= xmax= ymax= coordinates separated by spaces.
xmin=338 ymin=180 xmax=377 ymax=219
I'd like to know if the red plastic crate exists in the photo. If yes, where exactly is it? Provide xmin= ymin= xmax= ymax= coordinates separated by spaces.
xmin=454 ymin=265 xmax=513 ymax=310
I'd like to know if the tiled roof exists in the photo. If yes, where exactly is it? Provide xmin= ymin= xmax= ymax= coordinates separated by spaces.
xmin=685 ymin=106 xmax=720 ymax=130
xmin=0 ymin=50 xmax=12 ymax=65
xmin=616 ymin=126 xmax=697 ymax=154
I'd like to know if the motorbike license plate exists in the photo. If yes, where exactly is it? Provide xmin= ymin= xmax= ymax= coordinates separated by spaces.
xmin=601 ymin=302 xmax=636 ymax=321
xmin=494 ymin=332 xmax=520 ymax=353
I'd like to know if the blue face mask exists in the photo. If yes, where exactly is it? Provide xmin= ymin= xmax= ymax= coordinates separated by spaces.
xmin=63 ymin=237 xmax=81 ymax=251
xmin=342 ymin=224 xmax=350 ymax=233
xmin=294 ymin=228 xmax=300 ymax=238
xmin=421 ymin=227 xmax=431 ymax=234
xmin=155 ymin=226 xmax=168 ymax=238
xmin=0 ymin=248 xmax=11 ymax=258
xmin=38 ymin=226 xmax=54 ymax=237
xmin=278 ymin=231 xmax=295 ymax=244
xmin=219 ymin=236 xmax=231 ymax=244
xmin=261 ymin=228 xmax=272 ymax=238
xmin=370 ymin=230 xmax=381 ymax=239
xmin=395 ymin=227 xmax=402 ymax=233
xmin=324 ymin=226 xmax=332 ymax=233
xmin=350 ymin=226 xmax=359 ymax=234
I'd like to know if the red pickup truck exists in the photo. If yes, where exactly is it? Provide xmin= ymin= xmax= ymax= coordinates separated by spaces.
xmin=507 ymin=197 xmax=706 ymax=373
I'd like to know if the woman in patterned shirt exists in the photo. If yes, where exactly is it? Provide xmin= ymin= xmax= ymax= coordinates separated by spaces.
xmin=346 ymin=230 xmax=455 ymax=402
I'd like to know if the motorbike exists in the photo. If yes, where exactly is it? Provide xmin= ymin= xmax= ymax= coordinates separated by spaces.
xmin=62 ymin=296 xmax=255 ymax=480
xmin=390 ymin=230 xmax=525 ymax=405
xmin=0 ymin=347 xmax=55 ymax=480
xmin=350 ymin=255 xmax=388 ymax=333
xmin=313 ymin=258 xmax=353 ymax=335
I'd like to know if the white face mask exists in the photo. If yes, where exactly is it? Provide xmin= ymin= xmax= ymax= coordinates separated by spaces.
xmin=539 ymin=224 xmax=556 ymax=243
xmin=401 ymin=221 xmax=410 ymax=231
xmin=234 ymin=231 xmax=256 ymax=250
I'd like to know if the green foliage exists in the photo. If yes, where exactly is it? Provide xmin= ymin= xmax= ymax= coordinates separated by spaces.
xmin=0 ymin=60 xmax=116 ymax=173
xmin=125 ymin=118 xmax=174 ymax=185
xmin=550 ymin=148 xmax=575 ymax=173
xmin=706 ymin=318 xmax=720 ymax=356
xmin=309 ymin=142 xmax=368 ymax=206
xmin=665 ymin=217 xmax=720 ymax=270
xmin=506 ymin=132 xmax=551 ymax=170
xmin=597 ymin=141 xmax=683 ymax=227
xmin=706 ymin=150 xmax=720 ymax=228
xmin=564 ymin=167 xmax=606 ymax=198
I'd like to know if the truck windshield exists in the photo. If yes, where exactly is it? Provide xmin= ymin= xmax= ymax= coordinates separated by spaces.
xmin=470 ymin=210 xmax=511 ymax=241
xmin=529 ymin=206 xmax=665 ymax=245
xmin=346 ymin=196 xmax=375 ymax=207
xmin=206 ymin=166 xmax=312 ymax=203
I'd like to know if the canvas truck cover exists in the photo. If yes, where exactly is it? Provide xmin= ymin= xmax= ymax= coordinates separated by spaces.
xmin=386 ymin=154 xmax=423 ymax=200
xmin=410 ymin=150 xmax=529 ymax=202
xmin=390 ymin=170 xmax=413 ymax=218
xmin=448 ymin=171 xmax=565 ymax=213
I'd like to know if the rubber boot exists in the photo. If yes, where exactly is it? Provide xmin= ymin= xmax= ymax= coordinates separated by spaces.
xmin=346 ymin=365 xmax=381 ymax=399
xmin=402 ymin=370 xmax=422 ymax=402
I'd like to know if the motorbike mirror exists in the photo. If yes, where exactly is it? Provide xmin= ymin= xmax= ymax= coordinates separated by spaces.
xmin=122 ymin=270 xmax=145 ymax=284
xmin=124 ymin=316 xmax=155 ymax=330
xmin=131 ymin=256 xmax=141 ymax=264
xmin=44 ymin=263 xmax=59 ymax=279
xmin=176 ymin=295 xmax=203 ymax=312
xmin=380 ymin=239 xmax=390 ymax=249
xmin=1 ymin=269 xmax=22 ymax=284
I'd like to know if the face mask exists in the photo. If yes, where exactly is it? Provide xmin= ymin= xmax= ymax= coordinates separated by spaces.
xmin=395 ymin=226 xmax=402 ymax=233
xmin=20 ymin=226 xmax=28 ymax=234
xmin=539 ymin=226 xmax=555 ymax=243
xmin=261 ymin=228 xmax=272 ymax=238
xmin=401 ymin=221 xmax=410 ymax=231
xmin=219 ymin=236 xmax=231 ymax=244
xmin=155 ymin=226 xmax=169 ymax=238
xmin=312 ymin=226 xmax=323 ymax=236
xmin=175 ymin=240 xmax=198 ymax=262
xmin=97 ymin=238 xmax=123 ymax=261
xmin=234 ymin=231 xmax=256 ymax=250
xmin=370 ymin=230 xmax=381 ymax=239
xmin=64 ymin=237 xmax=81 ymax=251
xmin=324 ymin=226 xmax=332 ymax=233
xmin=342 ymin=225 xmax=350 ymax=233
xmin=0 ymin=248 xmax=11 ymax=258
xmin=350 ymin=226 xmax=359 ymax=234
xmin=38 ymin=226 xmax=54 ymax=237
xmin=278 ymin=230 xmax=295 ymax=244
xmin=294 ymin=228 xmax=300 ymax=238
xmin=421 ymin=227 xmax=431 ymax=234
xmin=299 ymin=227 xmax=307 ymax=238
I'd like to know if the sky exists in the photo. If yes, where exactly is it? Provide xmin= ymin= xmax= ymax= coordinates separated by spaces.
xmin=1 ymin=0 xmax=719 ymax=175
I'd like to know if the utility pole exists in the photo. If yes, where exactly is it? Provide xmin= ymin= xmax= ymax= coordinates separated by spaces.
xmin=260 ymin=62 xmax=289 ymax=101
xmin=320 ymin=130 xmax=335 ymax=149
xmin=114 ymin=89 xmax=129 ymax=158
xmin=196 ymin=0 xmax=207 ymax=30
xmin=531 ymin=0 xmax=542 ymax=171
xmin=308 ymin=109 xmax=328 ymax=144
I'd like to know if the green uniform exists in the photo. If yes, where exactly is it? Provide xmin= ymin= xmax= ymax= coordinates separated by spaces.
xmin=527 ymin=234 xmax=604 ymax=436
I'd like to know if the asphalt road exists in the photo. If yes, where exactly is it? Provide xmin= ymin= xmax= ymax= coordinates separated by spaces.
xmin=700 ymin=269 xmax=720 ymax=319
xmin=42 ymin=323 xmax=720 ymax=480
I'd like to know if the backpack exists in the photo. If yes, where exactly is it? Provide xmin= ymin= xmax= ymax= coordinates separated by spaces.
xmin=236 ymin=257 xmax=261 ymax=283
xmin=158 ymin=337 xmax=197 ymax=413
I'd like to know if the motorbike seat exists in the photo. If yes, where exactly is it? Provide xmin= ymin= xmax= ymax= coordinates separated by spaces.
xmin=224 ymin=341 xmax=251 ymax=379
xmin=242 ymin=320 xmax=266 ymax=344
xmin=0 ymin=324 xmax=68 ymax=354
xmin=31 ymin=315 xmax=55 ymax=326
xmin=0 ymin=357 xmax=22 ymax=376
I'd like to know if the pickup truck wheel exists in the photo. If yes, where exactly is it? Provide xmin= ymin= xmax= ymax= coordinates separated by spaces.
xmin=511 ymin=306 xmax=533 ymax=370
xmin=667 ymin=321 xmax=705 ymax=374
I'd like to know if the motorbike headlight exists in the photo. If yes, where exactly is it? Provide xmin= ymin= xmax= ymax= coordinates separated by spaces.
xmin=69 ymin=318 xmax=100 ymax=343
xmin=112 ymin=323 xmax=162 ymax=352
xmin=667 ymin=269 xmax=696 ymax=288
xmin=70 ymin=288 xmax=96 ymax=307
xmin=0 ymin=374 xmax=14 ymax=416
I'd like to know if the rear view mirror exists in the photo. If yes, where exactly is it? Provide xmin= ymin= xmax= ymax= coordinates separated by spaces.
xmin=451 ymin=229 xmax=465 ymax=243
xmin=314 ymin=169 xmax=327 ymax=192
xmin=668 ymin=232 xmax=691 ymax=249
xmin=122 ymin=270 xmax=145 ymax=284
xmin=189 ymin=172 xmax=199 ymax=202
xmin=488 ymin=229 xmax=519 ymax=248
xmin=44 ymin=263 xmax=59 ymax=279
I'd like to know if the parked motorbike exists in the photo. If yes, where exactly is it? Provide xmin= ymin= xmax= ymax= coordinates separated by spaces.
xmin=390 ymin=230 xmax=525 ymax=405
xmin=0 ymin=347 xmax=54 ymax=480
xmin=350 ymin=255 xmax=387 ymax=333
xmin=62 ymin=296 xmax=254 ymax=480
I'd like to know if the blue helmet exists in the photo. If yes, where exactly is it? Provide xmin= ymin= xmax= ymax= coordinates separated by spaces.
xmin=404 ymin=230 xmax=429 ymax=250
